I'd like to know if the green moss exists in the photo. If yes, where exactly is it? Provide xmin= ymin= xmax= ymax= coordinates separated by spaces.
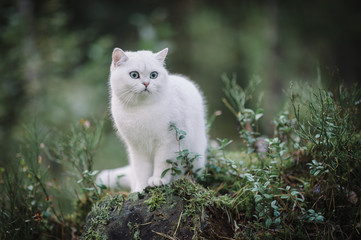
xmin=128 ymin=192 xmax=140 ymax=202
xmin=127 ymin=222 xmax=141 ymax=240
xmin=81 ymin=194 xmax=124 ymax=240
xmin=144 ymin=187 xmax=167 ymax=211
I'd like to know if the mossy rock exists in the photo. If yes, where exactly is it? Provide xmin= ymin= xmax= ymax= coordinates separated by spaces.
xmin=81 ymin=180 xmax=237 ymax=239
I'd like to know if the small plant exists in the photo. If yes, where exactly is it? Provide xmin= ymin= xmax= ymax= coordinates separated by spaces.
xmin=222 ymin=74 xmax=264 ymax=154
xmin=162 ymin=122 xmax=201 ymax=181
xmin=307 ymin=159 xmax=329 ymax=177
xmin=302 ymin=209 xmax=325 ymax=223
xmin=56 ymin=119 xmax=107 ymax=201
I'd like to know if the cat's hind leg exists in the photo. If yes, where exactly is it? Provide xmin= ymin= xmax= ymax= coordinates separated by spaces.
xmin=96 ymin=165 xmax=132 ymax=190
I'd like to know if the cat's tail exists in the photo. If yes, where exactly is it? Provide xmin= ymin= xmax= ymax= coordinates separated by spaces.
xmin=96 ymin=165 xmax=132 ymax=190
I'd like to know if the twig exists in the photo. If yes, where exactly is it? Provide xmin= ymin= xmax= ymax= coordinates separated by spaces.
xmin=173 ymin=210 xmax=183 ymax=237
xmin=152 ymin=230 xmax=179 ymax=240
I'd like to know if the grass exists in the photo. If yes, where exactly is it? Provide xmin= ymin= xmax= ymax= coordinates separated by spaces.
xmin=0 ymin=75 xmax=360 ymax=239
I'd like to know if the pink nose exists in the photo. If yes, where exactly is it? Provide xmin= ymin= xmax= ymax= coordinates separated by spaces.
xmin=143 ymin=82 xmax=149 ymax=87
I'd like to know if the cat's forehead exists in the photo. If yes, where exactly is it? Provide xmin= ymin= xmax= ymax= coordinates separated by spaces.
xmin=126 ymin=51 xmax=157 ymax=63
xmin=124 ymin=50 xmax=162 ymax=71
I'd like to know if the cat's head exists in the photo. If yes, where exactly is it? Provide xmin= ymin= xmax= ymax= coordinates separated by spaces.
xmin=109 ymin=48 xmax=169 ymax=105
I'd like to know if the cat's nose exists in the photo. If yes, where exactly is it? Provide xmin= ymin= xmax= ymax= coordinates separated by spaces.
xmin=143 ymin=82 xmax=149 ymax=87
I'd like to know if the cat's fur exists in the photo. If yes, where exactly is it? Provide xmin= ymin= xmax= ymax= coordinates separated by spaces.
xmin=96 ymin=48 xmax=207 ymax=192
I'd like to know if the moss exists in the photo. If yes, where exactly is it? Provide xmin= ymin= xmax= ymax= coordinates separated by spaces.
xmin=144 ymin=187 xmax=167 ymax=211
xmin=81 ymin=194 xmax=124 ymax=240
xmin=128 ymin=192 xmax=140 ymax=202
xmin=127 ymin=222 xmax=141 ymax=240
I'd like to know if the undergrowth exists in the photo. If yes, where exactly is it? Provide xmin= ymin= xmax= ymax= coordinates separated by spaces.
xmin=0 ymin=119 xmax=108 ymax=239
xmin=0 ymin=74 xmax=360 ymax=239
xmin=199 ymin=75 xmax=361 ymax=239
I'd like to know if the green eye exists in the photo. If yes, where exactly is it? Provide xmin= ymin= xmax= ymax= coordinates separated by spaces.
xmin=129 ymin=71 xmax=140 ymax=79
xmin=150 ymin=71 xmax=158 ymax=79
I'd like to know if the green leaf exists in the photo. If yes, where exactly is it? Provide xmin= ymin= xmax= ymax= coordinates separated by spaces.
xmin=274 ymin=210 xmax=280 ymax=217
xmin=255 ymin=195 xmax=263 ymax=203
xmin=161 ymin=169 xmax=170 ymax=178
xmin=315 ymin=215 xmax=324 ymax=223
xmin=271 ymin=200 xmax=278 ymax=209
xmin=265 ymin=218 xmax=272 ymax=228
xmin=291 ymin=191 xmax=299 ymax=196
xmin=264 ymin=193 xmax=273 ymax=199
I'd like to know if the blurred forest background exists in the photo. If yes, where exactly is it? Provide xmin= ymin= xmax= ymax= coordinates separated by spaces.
xmin=1 ymin=0 xmax=360 ymax=171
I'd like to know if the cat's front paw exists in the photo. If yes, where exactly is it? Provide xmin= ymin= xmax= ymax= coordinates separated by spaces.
xmin=148 ymin=176 xmax=168 ymax=187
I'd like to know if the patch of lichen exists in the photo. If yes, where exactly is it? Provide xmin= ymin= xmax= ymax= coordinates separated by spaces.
xmin=81 ymin=194 xmax=124 ymax=240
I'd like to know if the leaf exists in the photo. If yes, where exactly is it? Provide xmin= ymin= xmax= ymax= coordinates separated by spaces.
xmin=274 ymin=210 xmax=280 ymax=217
xmin=312 ymin=159 xmax=319 ymax=165
xmin=95 ymin=183 xmax=107 ymax=190
xmin=265 ymin=218 xmax=272 ymax=228
xmin=255 ymin=195 xmax=263 ymax=203
xmin=264 ymin=193 xmax=273 ymax=199
xmin=255 ymin=112 xmax=264 ymax=121
xmin=271 ymin=200 xmax=278 ymax=209
xmin=89 ymin=170 xmax=99 ymax=176
xmin=315 ymin=215 xmax=324 ymax=223
xmin=178 ymin=130 xmax=187 ymax=136
xmin=291 ymin=191 xmax=299 ymax=196
xmin=280 ymin=150 xmax=286 ymax=157
xmin=161 ymin=169 xmax=170 ymax=178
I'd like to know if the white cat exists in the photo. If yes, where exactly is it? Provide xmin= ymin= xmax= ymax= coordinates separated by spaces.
xmin=96 ymin=48 xmax=207 ymax=192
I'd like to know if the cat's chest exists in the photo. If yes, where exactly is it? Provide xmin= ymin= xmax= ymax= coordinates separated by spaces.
xmin=112 ymin=102 xmax=170 ymax=142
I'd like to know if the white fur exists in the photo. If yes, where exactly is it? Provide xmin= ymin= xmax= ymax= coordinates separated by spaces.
xmin=96 ymin=48 xmax=207 ymax=192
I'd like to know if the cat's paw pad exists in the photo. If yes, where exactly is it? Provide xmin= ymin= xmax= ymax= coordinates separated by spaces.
xmin=148 ymin=177 xmax=166 ymax=187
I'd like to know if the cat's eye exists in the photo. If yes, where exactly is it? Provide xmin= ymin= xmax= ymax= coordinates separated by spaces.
xmin=150 ymin=71 xmax=158 ymax=79
xmin=129 ymin=71 xmax=140 ymax=79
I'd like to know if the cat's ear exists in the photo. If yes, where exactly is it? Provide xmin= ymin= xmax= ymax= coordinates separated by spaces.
xmin=112 ymin=48 xmax=128 ymax=67
xmin=155 ymin=48 xmax=168 ymax=64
